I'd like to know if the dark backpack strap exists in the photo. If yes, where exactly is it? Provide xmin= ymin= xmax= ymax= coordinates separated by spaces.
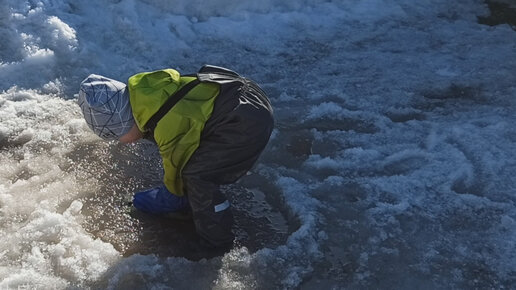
xmin=143 ymin=65 xmax=241 ymax=136
xmin=144 ymin=78 xmax=200 ymax=133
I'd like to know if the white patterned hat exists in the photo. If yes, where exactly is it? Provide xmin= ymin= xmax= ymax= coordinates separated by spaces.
xmin=78 ymin=74 xmax=134 ymax=140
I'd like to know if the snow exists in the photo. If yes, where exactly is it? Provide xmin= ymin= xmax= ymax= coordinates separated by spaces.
xmin=1 ymin=0 xmax=516 ymax=288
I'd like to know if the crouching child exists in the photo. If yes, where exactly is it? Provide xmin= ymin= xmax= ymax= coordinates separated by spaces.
xmin=78 ymin=65 xmax=274 ymax=248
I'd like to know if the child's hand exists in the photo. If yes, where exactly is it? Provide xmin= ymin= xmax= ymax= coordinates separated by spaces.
xmin=132 ymin=185 xmax=189 ymax=214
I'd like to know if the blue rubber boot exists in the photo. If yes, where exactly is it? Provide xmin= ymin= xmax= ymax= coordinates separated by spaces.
xmin=133 ymin=185 xmax=189 ymax=214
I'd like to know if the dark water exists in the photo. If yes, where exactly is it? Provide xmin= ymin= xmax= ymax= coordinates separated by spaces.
xmin=66 ymin=140 xmax=291 ymax=261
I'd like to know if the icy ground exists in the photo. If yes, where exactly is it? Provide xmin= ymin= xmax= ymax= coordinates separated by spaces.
xmin=1 ymin=0 xmax=516 ymax=289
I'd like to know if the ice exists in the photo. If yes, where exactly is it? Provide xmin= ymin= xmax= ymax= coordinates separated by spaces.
xmin=0 ymin=204 xmax=120 ymax=288
xmin=1 ymin=0 xmax=516 ymax=288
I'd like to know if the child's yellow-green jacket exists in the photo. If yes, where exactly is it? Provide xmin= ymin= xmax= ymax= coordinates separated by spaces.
xmin=128 ymin=69 xmax=219 ymax=196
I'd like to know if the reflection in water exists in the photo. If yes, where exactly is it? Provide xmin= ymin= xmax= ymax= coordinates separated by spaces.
xmin=67 ymin=140 xmax=291 ymax=261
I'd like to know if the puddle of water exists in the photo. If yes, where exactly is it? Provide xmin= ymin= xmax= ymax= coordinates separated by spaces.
xmin=85 ymin=184 xmax=292 ymax=261
xmin=231 ymin=186 xmax=290 ymax=250
xmin=73 ymin=140 xmax=292 ymax=261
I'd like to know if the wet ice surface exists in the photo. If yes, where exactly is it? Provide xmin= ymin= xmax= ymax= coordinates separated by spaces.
xmin=72 ymin=141 xmax=290 ymax=261
xmin=78 ymin=145 xmax=289 ymax=260
xmin=1 ymin=0 xmax=516 ymax=289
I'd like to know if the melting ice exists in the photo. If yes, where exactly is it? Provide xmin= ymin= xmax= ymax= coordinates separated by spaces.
xmin=1 ymin=0 xmax=516 ymax=289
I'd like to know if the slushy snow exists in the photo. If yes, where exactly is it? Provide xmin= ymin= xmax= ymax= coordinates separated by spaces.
xmin=1 ymin=0 xmax=516 ymax=289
